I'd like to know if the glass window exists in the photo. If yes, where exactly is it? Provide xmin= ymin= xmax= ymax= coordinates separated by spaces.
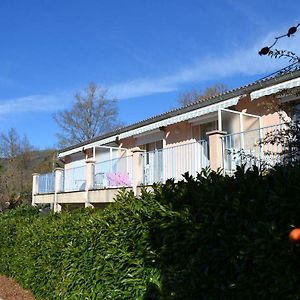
xmin=192 ymin=121 xmax=217 ymax=141
xmin=142 ymin=140 xmax=163 ymax=165
xmin=200 ymin=121 xmax=217 ymax=140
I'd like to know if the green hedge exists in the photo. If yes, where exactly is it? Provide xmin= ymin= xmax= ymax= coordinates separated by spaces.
xmin=0 ymin=165 xmax=300 ymax=299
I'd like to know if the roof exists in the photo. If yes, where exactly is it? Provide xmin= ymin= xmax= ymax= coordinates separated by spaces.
xmin=59 ymin=67 xmax=300 ymax=155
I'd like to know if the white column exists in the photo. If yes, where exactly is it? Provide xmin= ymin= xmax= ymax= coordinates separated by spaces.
xmin=54 ymin=168 xmax=64 ymax=213
xmin=85 ymin=160 xmax=95 ymax=208
xmin=32 ymin=173 xmax=39 ymax=206
xmin=218 ymin=108 xmax=222 ymax=131
xmin=131 ymin=148 xmax=145 ymax=196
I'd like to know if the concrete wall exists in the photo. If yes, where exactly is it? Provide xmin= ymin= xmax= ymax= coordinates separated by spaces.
xmin=57 ymin=191 xmax=86 ymax=203
xmin=34 ymin=187 xmax=133 ymax=207
xmin=33 ymin=193 xmax=54 ymax=204
xmin=89 ymin=188 xmax=132 ymax=203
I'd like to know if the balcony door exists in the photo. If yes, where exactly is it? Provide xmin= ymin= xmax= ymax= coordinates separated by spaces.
xmin=192 ymin=121 xmax=217 ymax=163
xmin=142 ymin=140 xmax=164 ymax=185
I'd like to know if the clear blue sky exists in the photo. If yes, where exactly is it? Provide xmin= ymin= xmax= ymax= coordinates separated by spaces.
xmin=0 ymin=0 xmax=299 ymax=149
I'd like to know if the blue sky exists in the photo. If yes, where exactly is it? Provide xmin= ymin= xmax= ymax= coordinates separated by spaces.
xmin=0 ymin=0 xmax=299 ymax=148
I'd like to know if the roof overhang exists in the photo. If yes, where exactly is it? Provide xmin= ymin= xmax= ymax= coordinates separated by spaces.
xmin=58 ymin=96 xmax=240 ymax=158
xmin=250 ymin=77 xmax=300 ymax=100
xmin=119 ymin=96 xmax=240 ymax=139
xmin=58 ymin=139 xmax=119 ymax=158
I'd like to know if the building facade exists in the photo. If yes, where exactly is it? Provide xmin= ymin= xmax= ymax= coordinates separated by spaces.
xmin=32 ymin=69 xmax=300 ymax=211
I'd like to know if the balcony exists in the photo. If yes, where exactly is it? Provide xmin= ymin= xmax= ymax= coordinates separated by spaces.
xmin=32 ymin=111 xmax=296 ymax=211
xmin=222 ymin=122 xmax=298 ymax=174
xmin=32 ymin=140 xmax=210 ymax=211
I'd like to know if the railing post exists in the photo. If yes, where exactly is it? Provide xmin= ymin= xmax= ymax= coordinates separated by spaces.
xmin=32 ymin=173 xmax=39 ymax=206
xmin=206 ymin=130 xmax=227 ymax=172
xmin=85 ymin=160 xmax=95 ymax=208
xmin=54 ymin=168 xmax=64 ymax=213
xmin=131 ymin=148 xmax=145 ymax=196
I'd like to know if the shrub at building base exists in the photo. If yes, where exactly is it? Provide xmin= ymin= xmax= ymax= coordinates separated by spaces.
xmin=0 ymin=164 xmax=299 ymax=299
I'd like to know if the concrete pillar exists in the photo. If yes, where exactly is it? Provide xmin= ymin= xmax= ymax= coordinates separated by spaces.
xmin=131 ymin=148 xmax=145 ymax=195
xmin=32 ymin=173 xmax=39 ymax=206
xmin=54 ymin=168 xmax=64 ymax=213
xmin=206 ymin=130 xmax=227 ymax=172
xmin=54 ymin=168 xmax=64 ymax=193
xmin=85 ymin=160 xmax=95 ymax=208
xmin=86 ymin=160 xmax=95 ymax=190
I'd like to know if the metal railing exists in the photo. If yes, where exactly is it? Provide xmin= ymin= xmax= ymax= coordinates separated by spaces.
xmin=222 ymin=123 xmax=289 ymax=174
xmin=143 ymin=140 xmax=209 ymax=185
xmin=37 ymin=172 xmax=55 ymax=194
xmin=63 ymin=165 xmax=86 ymax=192
xmin=94 ymin=155 xmax=133 ymax=189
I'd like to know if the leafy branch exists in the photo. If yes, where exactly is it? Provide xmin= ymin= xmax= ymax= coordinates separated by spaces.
xmin=259 ymin=23 xmax=300 ymax=63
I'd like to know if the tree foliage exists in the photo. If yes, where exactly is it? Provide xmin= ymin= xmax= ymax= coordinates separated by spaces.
xmin=178 ymin=83 xmax=228 ymax=106
xmin=54 ymin=83 xmax=122 ymax=148
xmin=0 ymin=165 xmax=299 ymax=299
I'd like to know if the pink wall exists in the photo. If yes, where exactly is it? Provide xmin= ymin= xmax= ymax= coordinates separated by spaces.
xmin=119 ymin=136 xmax=136 ymax=150
xmin=234 ymin=95 xmax=283 ymax=127
xmin=165 ymin=121 xmax=193 ymax=146
xmin=119 ymin=121 xmax=195 ymax=150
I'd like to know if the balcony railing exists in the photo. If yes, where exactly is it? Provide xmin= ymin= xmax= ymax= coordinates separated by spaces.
xmin=93 ymin=155 xmax=133 ymax=189
xmin=222 ymin=123 xmax=290 ymax=174
xmin=34 ymin=140 xmax=210 ymax=194
xmin=63 ymin=165 xmax=86 ymax=192
xmin=143 ymin=140 xmax=209 ymax=185
xmin=37 ymin=172 xmax=55 ymax=194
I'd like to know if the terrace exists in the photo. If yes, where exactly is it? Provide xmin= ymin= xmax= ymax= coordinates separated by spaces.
xmin=33 ymin=118 xmax=291 ymax=212
xmin=32 ymin=139 xmax=210 ymax=211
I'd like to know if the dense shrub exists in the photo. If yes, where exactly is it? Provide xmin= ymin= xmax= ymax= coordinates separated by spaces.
xmin=149 ymin=165 xmax=300 ymax=299
xmin=0 ymin=164 xmax=299 ymax=299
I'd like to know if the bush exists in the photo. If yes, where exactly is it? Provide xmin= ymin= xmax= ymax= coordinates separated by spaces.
xmin=0 ymin=165 xmax=299 ymax=299
xmin=149 ymin=165 xmax=300 ymax=299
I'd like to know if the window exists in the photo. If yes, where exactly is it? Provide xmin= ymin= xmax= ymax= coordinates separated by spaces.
xmin=141 ymin=140 xmax=163 ymax=151
xmin=141 ymin=140 xmax=163 ymax=164
xmin=192 ymin=121 xmax=217 ymax=141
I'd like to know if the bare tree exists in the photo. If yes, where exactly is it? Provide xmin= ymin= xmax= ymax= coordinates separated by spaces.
xmin=178 ymin=83 xmax=228 ymax=107
xmin=54 ymin=83 xmax=122 ymax=147
xmin=0 ymin=128 xmax=21 ymax=159
xmin=0 ymin=128 xmax=34 ymax=211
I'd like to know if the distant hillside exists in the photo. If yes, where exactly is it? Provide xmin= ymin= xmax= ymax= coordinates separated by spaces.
xmin=29 ymin=149 xmax=58 ymax=173
xmin=0 ymin=149 xmax=58 ymax=174
xmin=0 ymin=148 xmax=59 ymax=210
